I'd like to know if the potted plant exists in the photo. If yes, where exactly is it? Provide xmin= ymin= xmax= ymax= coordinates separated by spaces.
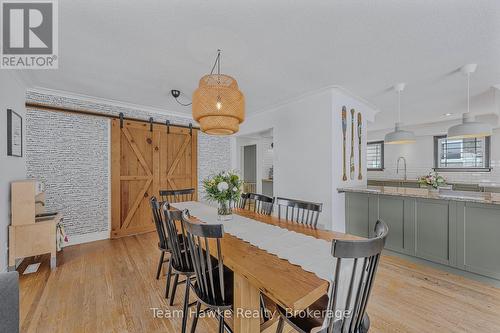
xmin=417 ymin=172 xmax=447 ymax=191
xmin=202 ymin=170 xmax=243 ymax=220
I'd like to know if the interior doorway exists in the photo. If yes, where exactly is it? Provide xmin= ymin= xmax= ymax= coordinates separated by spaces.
xmin=243 ymin=144 xmax=257 ymax=193
xmin=236 ymin=129 xmax=274 ymax=196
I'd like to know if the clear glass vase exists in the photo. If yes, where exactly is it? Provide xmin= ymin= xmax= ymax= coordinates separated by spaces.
xmin=217 ymin=200 xmax=233 ymax=221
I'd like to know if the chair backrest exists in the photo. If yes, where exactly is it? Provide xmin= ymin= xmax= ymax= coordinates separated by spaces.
xmin=275 ymin=197 xmax=323 ymax=228
xmin=239 ymin=192 xmax=274 ymax=215
xmin=150 ymin=196 xmax=168 ymax=249
xmin=159 ymin=188 xmax=195 ymax=205
xmin=181 ymin=210 xmax=228 ymax=306
xmin=161 ymin=203 xmax=192 ymax=272
xmin=323 ymin=220 xmax=389 ymax=333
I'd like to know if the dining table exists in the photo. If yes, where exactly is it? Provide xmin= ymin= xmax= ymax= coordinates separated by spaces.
xmin=171 ymin=201 xmax=360 ymax=333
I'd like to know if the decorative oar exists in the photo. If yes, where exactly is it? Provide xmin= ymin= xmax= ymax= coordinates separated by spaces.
xmin=358 ymin=112 xmax=363 ymax=180
xmin=342 ymin=107 xmax=347 ymax=181
xmin=350 ymin=109 xmax=355 ymax=180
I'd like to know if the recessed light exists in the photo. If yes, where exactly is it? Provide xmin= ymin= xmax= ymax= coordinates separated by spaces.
xmin=444 ymin=113 xmax=453 ymax=117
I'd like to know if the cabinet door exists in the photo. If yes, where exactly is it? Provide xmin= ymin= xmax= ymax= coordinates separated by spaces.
xmin=345 ymin=193 xmax=369 ymax=237
xmin=378 ymin=196 xmax=406 ymax=253
xmin=414 ymin=199 xmax=451 ymax=265
xmin=457 ymin=202 xmax=500 ymax=279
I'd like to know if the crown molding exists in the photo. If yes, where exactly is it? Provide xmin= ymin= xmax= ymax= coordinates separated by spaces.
xmin=247 ymin=85 xmax=379 ymax=119
xmin=27 ymin=87 xmax=194 ymax=119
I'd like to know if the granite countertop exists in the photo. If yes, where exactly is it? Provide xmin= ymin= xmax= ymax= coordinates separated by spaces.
xmin=368 ymin=178 xmax=500 ymax=188
xmin=338 ymin=186 xmax=500 ymax=205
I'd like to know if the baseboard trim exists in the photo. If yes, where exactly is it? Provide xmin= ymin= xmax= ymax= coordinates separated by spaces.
xmin=65 ymin=230 xmax=110 ymax=246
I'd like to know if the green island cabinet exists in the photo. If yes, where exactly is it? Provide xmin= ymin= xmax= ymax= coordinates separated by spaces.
xmin=345 ymin=192 xmax=500 ymax=280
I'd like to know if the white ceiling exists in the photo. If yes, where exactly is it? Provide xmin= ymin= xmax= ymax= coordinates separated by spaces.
xmin=19 ymin=0 xmax=500 ymax=129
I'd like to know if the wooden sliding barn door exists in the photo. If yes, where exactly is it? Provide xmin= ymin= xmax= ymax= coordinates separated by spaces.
xmin=111 ymin=119 xmax=198 ymax=238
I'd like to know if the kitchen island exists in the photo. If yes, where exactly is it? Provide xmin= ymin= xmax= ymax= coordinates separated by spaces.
xmin=338 ymin=186 xmax=500 ymax=280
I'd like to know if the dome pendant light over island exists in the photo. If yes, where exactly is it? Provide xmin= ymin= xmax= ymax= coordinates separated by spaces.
xmin=384 ymin=83 xmax=416 ymax=144
xmin=192 ymin=49 xmax=245 ymax=135
xmin=447 ymin=64 xmax=492 ymax=139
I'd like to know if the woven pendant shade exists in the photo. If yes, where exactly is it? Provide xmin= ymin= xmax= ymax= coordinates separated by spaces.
xmin=192 ymin=74 xmax=245 ymax=135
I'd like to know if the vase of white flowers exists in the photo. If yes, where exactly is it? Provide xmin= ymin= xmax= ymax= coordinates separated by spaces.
xmin=202 ymin=170 xmax=243 ymax=221
xmin=418 ymin=171 xmax=447 ymax=190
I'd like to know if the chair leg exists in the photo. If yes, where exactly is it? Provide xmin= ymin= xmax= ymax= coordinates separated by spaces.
xmin=156 ymin=251 xmax=165 ymax=280
xmin=190 ymin=301 xmax=201 ymax=333
xmin=260 ymin=294 xmax=270 ymax=321
xmin=165 ymin=261 xmax=173 ymax=299
xmin=218 ymin=313 xmax=225 ymax=333
xmin=276 ymin=316 xmax=285 ymax=333
xmin=181 ymin=279 xmax=191 ymax=333
xmin=169 ymin=273 xmax=179 ymax=306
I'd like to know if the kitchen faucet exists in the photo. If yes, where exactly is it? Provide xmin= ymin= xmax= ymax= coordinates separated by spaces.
xmin=397 ymin=157 xmax=407 ymax=181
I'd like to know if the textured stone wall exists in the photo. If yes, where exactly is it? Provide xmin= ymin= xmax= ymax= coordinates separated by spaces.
xmin=25 ymin=91 xmax=231 ymax=239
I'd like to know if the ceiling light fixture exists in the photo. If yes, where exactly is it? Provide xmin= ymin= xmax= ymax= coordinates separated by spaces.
xmin=384 ymin=83 xmax=416 ymax=144
xmin=447 ymin=64 xmax=492 ymax=139
xmin=192 ymin=49 xmax=245 ymax=135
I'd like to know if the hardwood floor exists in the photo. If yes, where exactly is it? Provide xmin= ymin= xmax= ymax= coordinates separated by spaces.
xmin=18 ymin=232 xmax=500 ymax=333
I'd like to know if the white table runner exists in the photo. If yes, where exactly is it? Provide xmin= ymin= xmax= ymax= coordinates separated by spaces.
xmin=172 ymin=201 xmax=357 ymax=320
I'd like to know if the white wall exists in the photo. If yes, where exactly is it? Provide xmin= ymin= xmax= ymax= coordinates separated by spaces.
xmin=233 ymin=90 xmax=334 ymax=229
xmin=0 ymin=72 xmax=27 ymax=272
xmin=368 ymin=120 xmax=500 ymax=185
xmin=232 ymin=87 xmax=377 ymax=231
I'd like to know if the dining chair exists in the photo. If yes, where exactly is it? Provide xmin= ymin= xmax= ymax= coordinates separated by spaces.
xmin=160 ymin=188 xmax=195 ymax=206
xmin=181 ymin=209 xmax=233 ymax=333
xmin=275 ymin=197 xmax=323 ymax=228
xmin=162 ymin=204 xmax=195 ymax=333
xmin=150 ymin=197 xmax=171 ymax=281
xmin=239 ymin=192 xmax=274 ymax=215
xmin=275 ymin=220 xmax=389 ymax=333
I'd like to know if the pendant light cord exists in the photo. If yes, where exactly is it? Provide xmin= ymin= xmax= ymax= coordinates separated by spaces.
xmin=172 ymin=49 xmax=222 ymax=107
xmin=210 ymin=49 xmax=222 ymax=76
xmin=398 ymin=90 xmax=401 ymax=123
xmin=467 ymin=72 xmax=470 ymax=114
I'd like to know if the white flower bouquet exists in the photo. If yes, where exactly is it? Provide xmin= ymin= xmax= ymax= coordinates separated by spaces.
xmin=202 ymin=170 xmax=243 ymax=219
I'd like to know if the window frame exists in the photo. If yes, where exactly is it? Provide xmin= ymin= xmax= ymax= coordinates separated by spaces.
xmin=433 ymin=135 xmax=491 ymax=172
xmin=367 ymin=140 xmax=385 ymax=171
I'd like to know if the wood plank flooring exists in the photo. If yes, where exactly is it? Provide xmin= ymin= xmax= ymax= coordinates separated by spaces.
xmin=18 ymin=232 xmax=500 ymax=333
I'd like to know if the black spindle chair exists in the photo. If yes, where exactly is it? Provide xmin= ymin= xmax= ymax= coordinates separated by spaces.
xmin=275 ymin=197 xmax=323 ymax=228
xmin=150 ymin=197 xmax=171 ymax=281
xmin=239 ymin=192 xmax=274 ymax=215
xmin=181 ymin=210 xmax=234 ymax=333
xmin=162 ymin=204 xmax=195 ymax=333
xmin=276 ymin=220 xmax=389 ymax=333
xmin=160 ymin=188 xmax=195 ymax=206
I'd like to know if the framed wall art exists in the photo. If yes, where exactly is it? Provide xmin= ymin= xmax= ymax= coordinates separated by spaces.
xmin=7 ymin=109 xmax=23 ymax=157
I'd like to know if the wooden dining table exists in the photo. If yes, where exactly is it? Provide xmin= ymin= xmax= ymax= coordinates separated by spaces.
xmin=179 ymin=203 xmax=360 ymax=333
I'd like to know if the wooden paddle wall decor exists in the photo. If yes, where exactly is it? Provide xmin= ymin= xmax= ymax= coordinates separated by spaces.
xmin=358 ymin=112 xmax=363 ymax=180
xmin=341 ymin=107 xmax=363 ymax=182
xmin=341 ymin=107 xmax=347 ymax=181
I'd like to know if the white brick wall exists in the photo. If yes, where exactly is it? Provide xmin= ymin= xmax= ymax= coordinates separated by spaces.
xmin=25 ymin=91 xmax=231 ymax=239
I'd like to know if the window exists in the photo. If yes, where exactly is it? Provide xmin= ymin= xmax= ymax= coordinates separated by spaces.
xmin=367 ymin=141 xmax=384 ymax=171
xmin=434 ymin=135 xmax=491 ymax=171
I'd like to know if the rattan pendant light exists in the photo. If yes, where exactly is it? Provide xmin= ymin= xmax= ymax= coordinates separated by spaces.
xmin=192 ymin=50 xmax=245 ymax=135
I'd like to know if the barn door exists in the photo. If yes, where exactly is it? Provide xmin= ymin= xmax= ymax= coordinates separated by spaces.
xmin=111 ymin=119 xmax=197 ymax=238
xmin=159 ymin=126 xmax=198 ymax=193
